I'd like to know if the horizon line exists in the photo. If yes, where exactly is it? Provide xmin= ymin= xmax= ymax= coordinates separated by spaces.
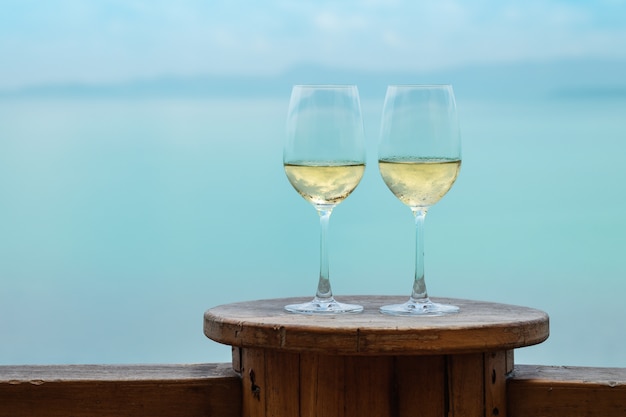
xmin=1 ymin=58 xmax=626 ymax=99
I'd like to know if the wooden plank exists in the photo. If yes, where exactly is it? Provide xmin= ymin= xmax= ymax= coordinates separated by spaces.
xmin=395 ymin=355 xmax=446 ymax=417
xmin=204 ymin=296 xmax=549 ymax=355
xmin=447 ymin=353 xmax=485 ymax=417
xmin=0 ymin=363 xmax=236 ymax=381
xmin=344 ymin=356 xmax=394 ymax=417
xmin=507 ymin=365 xmax=626 ymax=417
xmin=0 ymin=363 xmax=241 ymax=417
xmin=300 ymin=353 xmax=346 ymax=417
xmin=485 ymin=351 xmax=507 ymax=417
xmin=264 ymin=350 xmax=300 ymax=417
xmin=241 ymin=348 xmax=266 ymax=417
xmin=505 ymin=350 xmax=515 ymax=375
xmin=232 ymin=346 xmax=242 ymax=373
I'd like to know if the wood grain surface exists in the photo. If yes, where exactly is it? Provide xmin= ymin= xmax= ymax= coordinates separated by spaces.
xmin=0 ymin=363 xmax=241 ymax=417
xmin=508 ymin=365 xmax=626 ymax=417
xmin=204 ymin=296 xmax=549 ymax=355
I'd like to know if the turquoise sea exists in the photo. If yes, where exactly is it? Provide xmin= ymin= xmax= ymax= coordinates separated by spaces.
xmin=1 ymin=87 xmax=625 ymax=367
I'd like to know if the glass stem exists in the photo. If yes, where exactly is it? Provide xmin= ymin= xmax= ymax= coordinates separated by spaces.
xmin=315 ymin=208 xmax=333 ymax=301
xmin=411 ymin=208 xmax=429 ymax=301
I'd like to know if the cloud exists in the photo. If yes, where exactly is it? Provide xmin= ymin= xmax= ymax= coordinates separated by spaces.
xmin=1 ymin=0 xmax=625 ymax=89
xmin=313 ymin=10 xmax=369 ymax=33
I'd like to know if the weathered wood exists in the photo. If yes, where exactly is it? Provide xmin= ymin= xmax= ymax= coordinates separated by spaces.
xmin=507 ymin=365 xmax=626 ymax=417
xmin=265 ymin=349 xmax=300 ymax=417
xmin=241 ymin=348 xmax=266 ymax=417
xmin=0 ymin=363 xmax=241 ymax=417
xmin=205 ymin=296 xmax=550 ymax=417
xmin=506 ymin=349 xmax=515 ymax=374
xmin=204 ymin=296 xmax=550 ymax=355
xmin=447 ymin=353 xmax=485 ymax=416
xmin=485 ymin=350 xmax=507 ymax=417
xmin=3 ymin=362 xmax=625 ymax=417
xmin=232 ymin=346 xmax=242 ymax=373
xmin=344 ymin=355 xmax=394 ymax=417
xmin=237 ymin=349 xmax=522 ymax=417
xmin=395 ymin=355 xmax=446 ymax=417
xmin=299 ymin=353 xmax=346 ymax=417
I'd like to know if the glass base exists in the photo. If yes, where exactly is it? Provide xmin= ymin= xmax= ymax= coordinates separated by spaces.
xmin=380 ymin=298 xmax=459 ymax=316
xmin=285 ymin=297 xmax=363 ymax=315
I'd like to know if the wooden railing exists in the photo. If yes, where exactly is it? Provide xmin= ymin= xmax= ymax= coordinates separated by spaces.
xmin=0 ymin=363 xmax=240 ymax=417
xmin=507 ymin=365 xmax=626 ymax=417
xmin=1 ymin=362 xmax=624 ymax=417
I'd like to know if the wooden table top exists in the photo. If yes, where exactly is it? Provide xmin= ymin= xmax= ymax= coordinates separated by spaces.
xmin=204 ymin=296 xmax=549 ymax=355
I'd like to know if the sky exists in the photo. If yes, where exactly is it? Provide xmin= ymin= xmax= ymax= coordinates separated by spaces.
xmin=1 ymin=0 xmax=626 ymax=90
xmin=1 ymin=0 xmax=626 ymax=368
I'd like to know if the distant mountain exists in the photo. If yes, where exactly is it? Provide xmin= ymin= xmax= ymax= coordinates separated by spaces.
xmin=1 ymin=59 xmax=625 ymax=100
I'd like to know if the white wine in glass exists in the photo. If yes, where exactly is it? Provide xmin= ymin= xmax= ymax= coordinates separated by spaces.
xmin=378 ymin=85 xmax=462 ymax=316
xmin=283 ymin=85 xmax=366 ymax=314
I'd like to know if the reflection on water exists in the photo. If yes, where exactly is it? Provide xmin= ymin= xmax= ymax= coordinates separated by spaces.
xmin=0 ymin=95 xmax=625 ymax=366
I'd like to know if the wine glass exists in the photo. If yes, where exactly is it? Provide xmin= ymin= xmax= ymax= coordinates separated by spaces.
xmin=378 ymin=85 xmax=462 ymax=316
xmin=283 ymin=85 xmax=366 ymax=314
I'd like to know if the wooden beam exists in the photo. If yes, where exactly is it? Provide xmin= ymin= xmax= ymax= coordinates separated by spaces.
xmin=0 ymin=363 xmax=242 ymax=417
xmin=3 ymin=362 xmax=625 ymax=417
xmin=507 ymin=364 xmax=626 ymax=417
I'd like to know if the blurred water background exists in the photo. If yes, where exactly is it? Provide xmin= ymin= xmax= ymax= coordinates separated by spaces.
xmin=1 ymin=2 xmax=625 ymax=368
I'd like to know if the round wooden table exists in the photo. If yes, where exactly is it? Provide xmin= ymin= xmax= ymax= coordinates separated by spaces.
xmin=204 ymin=296 xmax=549 ymax=417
